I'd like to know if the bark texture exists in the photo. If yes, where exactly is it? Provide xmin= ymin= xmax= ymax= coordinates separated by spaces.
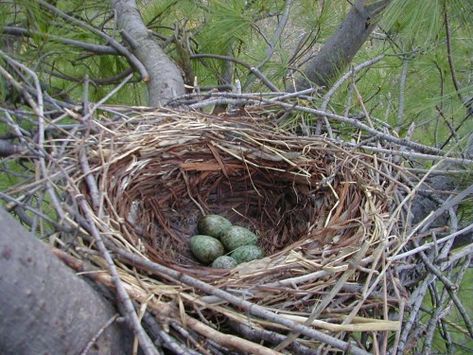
xmin=0 ymin=207 xmax=131 ymax=355
xmin=295 ymin=0 xmax=391 ymax=90
xmin=112 ymin=0 xmax=185 ymax=106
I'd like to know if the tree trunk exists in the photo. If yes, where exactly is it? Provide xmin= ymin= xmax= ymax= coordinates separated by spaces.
xmin=294 ymin=0 xmax=391 ymax=90
xmin=0 ymin=207 xmax=131 ymax=354
xmin=112 ymin=0 xmax=185 ymax=106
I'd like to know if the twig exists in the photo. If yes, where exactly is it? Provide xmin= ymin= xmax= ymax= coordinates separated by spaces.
xmin=443 ymin=3 xmax=463 ymax=104
xmin=0 ymin=61 xmax=40 ymax=112
xmin=142 ymin=313 xmax=190 ymax=355
xmin=269 ymin=88 xmax=318 ymax=101
xmin=170 ymin=321 xmax=211 ymax=355
xmin=113 ymin=249 xmax=371 ymax=355
xmin=258 ymin=0 xmax=293 ymax=68
xmin=419 ymin=183 xmax=473 ymax=234
xmin=184 ymin=93 xmax=446 ymax=155
xmin=343 ymin=142 xmax=473 ymax=165
xmin=36 ymin=0 xmax=148 ymax=80
xmin=397 ymin=272 xmax=434 ymax=353
xmin=80 ymin=314 xmax=120 ymax=355
xmin=231 ymin=321 xmax=316 ymax=355
xmin=0 ymin=51 xmax=66 ymax=221
xmin=397 ymin=57 xmax=409 ymax=129
xmin=415 ymin=242 xmax=457 ymax=291
xmin=190 ymin=53 xmax=280 ymax=92
xmin=243 ymin=0 xmax=293 ymax=90
xmin=448 ymin=242 xmax=473 ymax=265
xmin=79 ymin=148 xmax=101 ymax=212
xmin=2 ymin=26 xmax=118 ymax=55
xmin=80 ymin=73 xmax=133 ymax=123
xmin=390 ymin=223 xmax=473 ymax=261
xmin=186 ymin=318 xmax=281 ymax=355
xmin=76 ymin=195 xmax=158 ymax=355
xmin=319 ymin=54 xmax=385 ymax=136
xmin=275 ymin=241 xmax=370 ymax=351
xmin=436 ymin=105 xmax=460 ymax=145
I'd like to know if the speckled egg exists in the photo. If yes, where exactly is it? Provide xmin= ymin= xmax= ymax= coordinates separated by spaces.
xmin=231 ymin=245 xmax=264 ymax=264
xmin=190 ymin=235 xmax=224 ymax=264
xmin=211 ymin=255 xmax=238 ymax=269
xmin=197 ymin=215 xmax=232 ymax=239
xmin=221 ymin=226 xmax=258 ymax=251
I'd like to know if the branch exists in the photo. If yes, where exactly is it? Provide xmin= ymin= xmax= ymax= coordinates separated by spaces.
xmin=76 ymin=196 xmax=158 ymax=355
xmin=2 ymin=26 xmax=118 ymax=55
xmin=45 ymin=67 xmax=135 ymax=86
xmin=111 ymin=0 xmax=185 ymax=106
xmin=0 ymin=139 xmax=27 ymax=157
xmin=113 ymin=249 xmax=371 ymax=355
xmin=243 ymin=0 xmax=293 ymax=90
xmin=178 ymin=92 xmax=447 ymax=155
xmin=443 ymin=4 xmax=463 ymax=104
xmin=191 ymin=53 xmax=280 ymax=92
xmin=295 ymin=0 xmax=392 ymax=89
xmin=36 ymin=0 xmax=148 ymax=81
xmin=318 ymin=54 xmax=385 ymax=136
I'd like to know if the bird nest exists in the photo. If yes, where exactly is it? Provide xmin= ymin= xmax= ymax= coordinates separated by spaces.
xmin=6 ymin=107 xmax=417 ymax=353
xmin=100 ymin=112 xmax=388 ymax=279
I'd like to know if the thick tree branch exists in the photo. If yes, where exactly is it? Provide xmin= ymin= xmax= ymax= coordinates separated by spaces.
xmin=0 ymin=207 xmax=132 ymax=354
xmin=0 ymin=139 xmax=26 ymax=157
xmin=294 ymin=0 xmax=392 ymax=90
xmin=111 ymin=0 xmax=185 ymax=106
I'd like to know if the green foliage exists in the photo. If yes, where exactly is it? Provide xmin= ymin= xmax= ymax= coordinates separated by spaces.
xmin=1 ymin=0 xmax=472 ymax=139
xmin=421 ymin=269 xmax=473 ymax=353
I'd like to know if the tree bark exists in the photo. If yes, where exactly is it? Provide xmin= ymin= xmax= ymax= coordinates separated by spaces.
xmin=0 ymin=207 xmax=132 ymax=354
xmin=111 ymin=0 xmax=185 ymax=106
xmin=294 ymin=0 xmax=391 ymax=90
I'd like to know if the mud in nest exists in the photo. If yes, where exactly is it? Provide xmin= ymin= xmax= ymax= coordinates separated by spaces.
xmin=83 ymin=110 xmax=389 ymax=282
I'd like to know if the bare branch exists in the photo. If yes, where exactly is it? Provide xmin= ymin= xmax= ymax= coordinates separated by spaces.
xmin=111 ymin=0 xmax=185 ymax=105
xmin=36 ymin=0 xmax=148 ymax=81
xmin=2 ymin=26 xmax=118 ymax=55
xmin=443 ymin=3 xmax=464 ymax=104
xmin=397 ymin=57 xmax=409 ymax=129
xmin=191 ymin=53 xmax=280 ymax=92
xmin=295 ymin=0 xmax=392 ymax=89
xmin=113 ymin=248 xmax=371 ymax=355
xmin=179 ymin=92 xmax=447 ymax=155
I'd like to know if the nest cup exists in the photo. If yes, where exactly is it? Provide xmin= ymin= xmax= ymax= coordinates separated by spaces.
xmin=92 ymin=112 xmax=388 ymax=280
xmin=61 ymin=108 xmax=406 ymax=351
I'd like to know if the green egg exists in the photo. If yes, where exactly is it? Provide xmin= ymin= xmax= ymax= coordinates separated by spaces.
xmin=221 ymin=226 xmax=258 ymax=251
xmin=198 ymin=214 xmax=232 ymax=239
xmin=190 ymin=235 xmax=224 ymax=264
xmin=211 ymin=255 xmax=238 ymax=269
xmin=231 ymin=245 xmax=264 ymax=264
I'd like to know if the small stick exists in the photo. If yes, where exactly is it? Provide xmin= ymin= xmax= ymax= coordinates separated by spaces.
xmin=80 ymin=314 xmax=120 ymax=355
xmin=190 ymin=53 xmax=280 ymax=92
xmin=36 ymin=0 xmax=148 ymax=80
xmin=113 ymin=248 xmax=371 ymax=355
xmin=318 ymin=55 xmax=385 ymax=136
xmin=76 ymin=195 xmax=158 ymax=355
